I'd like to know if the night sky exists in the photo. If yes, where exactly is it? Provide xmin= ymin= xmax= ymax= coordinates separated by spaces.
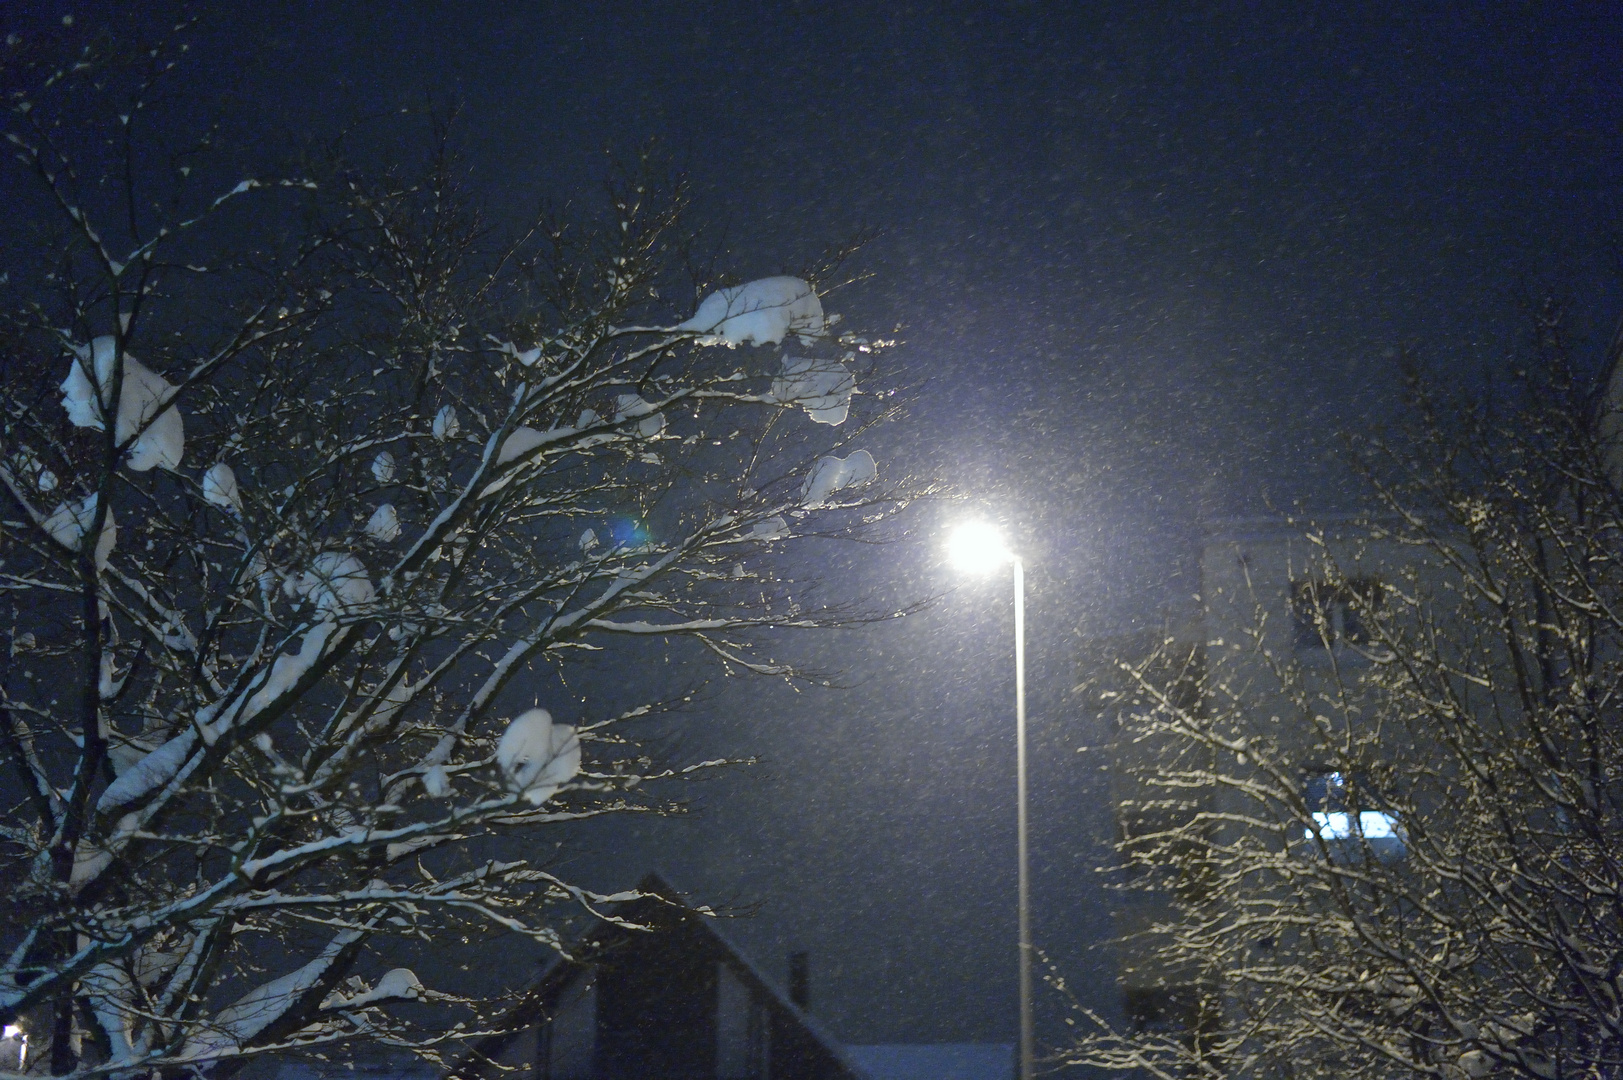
xmin=22 ymin=0 xmax=1623 ymax=1051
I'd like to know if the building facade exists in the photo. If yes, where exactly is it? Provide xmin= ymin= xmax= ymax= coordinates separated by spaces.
xmin=1103 ymin=515 xmax=1413 ymax=1040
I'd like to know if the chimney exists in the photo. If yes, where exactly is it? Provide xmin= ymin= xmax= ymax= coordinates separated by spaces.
xmin=787 ymin=951 xmax=810 ymax=1010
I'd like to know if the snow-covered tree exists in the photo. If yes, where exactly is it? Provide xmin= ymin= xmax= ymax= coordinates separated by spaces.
xmin=1064 ymin=316 xmax=1623 ymax=1080
xmin=0 ymin=28 xmax=922 ymax=1078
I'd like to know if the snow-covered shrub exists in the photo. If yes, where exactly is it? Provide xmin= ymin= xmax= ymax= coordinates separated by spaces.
xmin=0 ymin=31 xmax=923 ymax=1080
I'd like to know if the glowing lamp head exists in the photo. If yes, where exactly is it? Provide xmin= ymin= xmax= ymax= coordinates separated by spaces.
xmin=947 ymin=521 xmax=1013 ymax=573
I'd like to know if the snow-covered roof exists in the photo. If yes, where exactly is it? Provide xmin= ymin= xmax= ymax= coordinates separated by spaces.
xmin=460 ymin=870 xmax=870 ymax=1080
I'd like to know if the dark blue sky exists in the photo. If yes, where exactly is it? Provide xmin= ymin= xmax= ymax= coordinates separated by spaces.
xmin=29 ymin=0 xmax=1623 ymax=1049
xmin=243 ymin=0 xmax=1623 ymax=1049
xmin=218 ymin=0 xmax=1623 ymax=619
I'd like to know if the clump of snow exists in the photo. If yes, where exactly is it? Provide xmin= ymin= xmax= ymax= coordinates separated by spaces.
xmin=229 ymin=581 xmax=377 ymax=727
xmin=421 ymin=764 xmax=451 ymax=798
xmin=497 ymin=426 xmax=547 ymax=464
xmin=98 ymin=730 xmax=195 ymax=811
xmin=495 ymin=708 xmax=580 ymax=805
xmin=108 ymin=736 xmax=155 ymax=776
xmin=296 ymin=552 xmax=375 ymax=613
xmin=183 ymin=930 xmax=362 ymax=1059
xmin=801 ymin=450 xmax=877 ymax=508
xmin=614 ymin=395 xmax=666 ymax=438
xmin=70 ymin=811 xmax=139 ymax=885
xmin=11 ymin=451 xmax=60 ymax=493
xmin=678 ymin=276 xmax=825 ymax=347
xmin=371 ymin=451 xmax=396 ymax=483
xmin=44 ymin=494 xmax=116 ymax=569
xmin=566 ymin=407 xmax=623 ymax=450
xmin=202 ymin=463 xmax=242 ymax=513
xmin=371 ymin=968 xmax=424 ymax=1000
xmin=60 ymin=336 xmax=185 ymax=471
xmin=329 ymin=968 xmax=425 ymax=1010
xmin=432 ymin=405 xmax=459 ymax=441
xmin=579 ymin=528 xmax=599 ymax=553
xmin=480 ymin=427 xmax=555 ymax=498
xmin=493 ymin=340 xmax=544 ymax=368
xmin=771 ymin=355 xmax=855 ymax=425
xmin=365 ymin=504 xmax=401 ymax=542
xmin=573 ymin=407 xmax=618 ymax=448
xmin=745 ymin=516 xmax=789 ymax=541
xmin=242 ymin=620 xmax=336 ymax=721
xmin=368 ymin=673 xmax=415 ymax=725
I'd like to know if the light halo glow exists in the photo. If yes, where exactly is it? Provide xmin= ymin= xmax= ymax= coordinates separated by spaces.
xmin=947 ymin=521 xmax=1013 ymax=573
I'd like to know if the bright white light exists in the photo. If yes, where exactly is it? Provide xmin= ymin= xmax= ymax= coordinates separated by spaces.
xmin=1309 ymin=810 xmax=1400 ymax=840
xmin=947 ymin=522 xmax=1012 ymax=573
xmin=1 ymin=1026 xmax=19 ymax=1040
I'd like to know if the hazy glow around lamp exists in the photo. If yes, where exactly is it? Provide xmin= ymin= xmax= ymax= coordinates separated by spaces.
xmin=947 ymin=521 xmax=1012 ymax=573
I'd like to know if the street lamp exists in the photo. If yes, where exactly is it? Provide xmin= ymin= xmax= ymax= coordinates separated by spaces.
xmin=947 ymin=522 xmax=1033 ymax=1080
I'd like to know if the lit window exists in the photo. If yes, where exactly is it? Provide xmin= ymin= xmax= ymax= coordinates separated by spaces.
xmin=1303 ymin=770 xmax=1403 ymax=860
xmin=1 ymin=1024 xmax=25 ymax=1072
xmin=1309 ymin=810 xmax=1401 ymax=840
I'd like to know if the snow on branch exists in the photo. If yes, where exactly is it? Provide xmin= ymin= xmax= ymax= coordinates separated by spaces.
xmin=182 ymin=929 xmax=364 ymax=1061
xmin=60 ymin=336 xmax=185 ymax=472
xmin=770 ymin=355 xmax=855 ymax=425
xmin=678 ymin=276 xmax=827 ymax=347
xmin=0 ymin=52 xmax=925 ymax=1078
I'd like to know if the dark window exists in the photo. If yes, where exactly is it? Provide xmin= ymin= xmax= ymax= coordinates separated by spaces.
xmin=1125 ymin=984 xmax=1220 ymax=1048
xmin=1167 ymin=646 xmax=1206 ymax=718
xmin=1290 ymin=576 xmax=1382 ymax=651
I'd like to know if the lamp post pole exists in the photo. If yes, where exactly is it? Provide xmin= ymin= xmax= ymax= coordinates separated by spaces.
xmin=946 ymin=524 xmax=1034 ymax=1080
xmin=1013 ymin=556 xmax=1033 ymax=1080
